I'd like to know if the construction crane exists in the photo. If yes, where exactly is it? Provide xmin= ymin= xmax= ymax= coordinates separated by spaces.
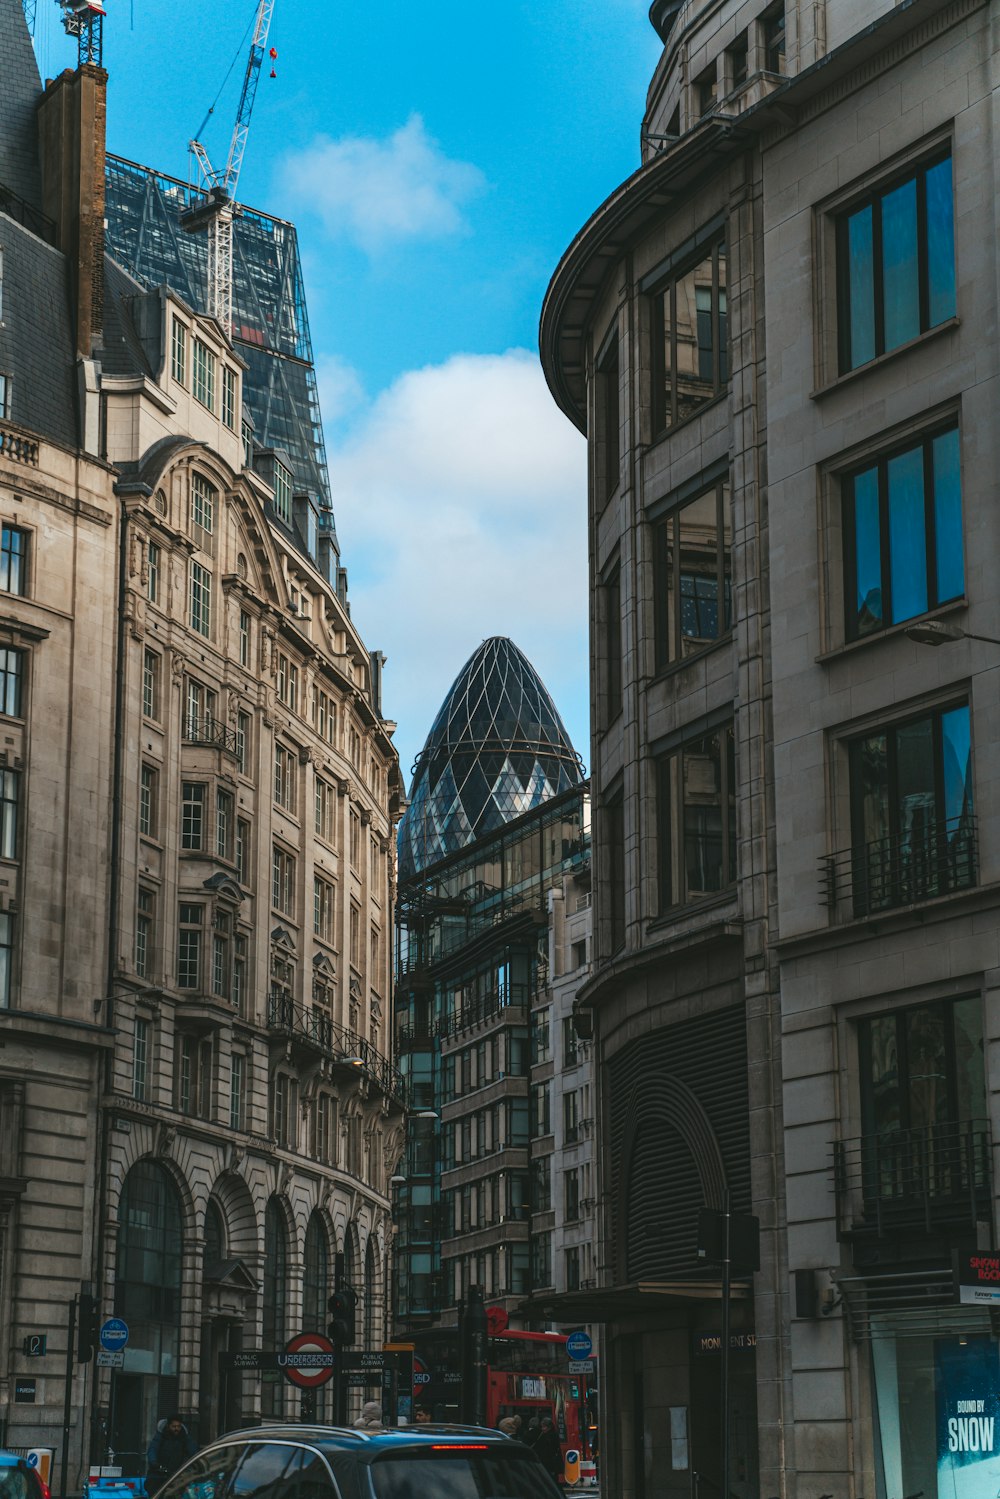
xmin=182 ymin=0 xmax=276 ymax=334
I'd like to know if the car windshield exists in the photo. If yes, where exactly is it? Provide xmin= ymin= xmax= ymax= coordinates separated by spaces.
xmin=369 ymin=1449 xmax=558 ymax=1499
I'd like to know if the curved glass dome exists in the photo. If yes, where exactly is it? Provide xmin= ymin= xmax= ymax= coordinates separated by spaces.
xmin=398 ymin=637 xmax=583 ymax=882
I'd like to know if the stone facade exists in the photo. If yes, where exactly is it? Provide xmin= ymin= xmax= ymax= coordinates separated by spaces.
xmin=541 ymin=2 xmax=998 ymax=1498
xmin=0 ymin=6 xmax=402 ymax=1479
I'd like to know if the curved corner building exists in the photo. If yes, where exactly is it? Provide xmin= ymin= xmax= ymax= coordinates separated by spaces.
xmin=393 ymin=638 xmax=592 ymax=1345
xmin=536 ymin=2 xmax=998 ymax=1498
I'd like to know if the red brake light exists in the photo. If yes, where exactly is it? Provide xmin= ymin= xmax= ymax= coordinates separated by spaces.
xmin=429 ymin=1444 xmax=489 ymax=1451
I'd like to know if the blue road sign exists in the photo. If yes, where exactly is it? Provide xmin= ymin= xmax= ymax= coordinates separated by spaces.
xmin=566 ymin=1330 xmax=592 ymax=1360
xmin=99 ymin=1318 xmax=129 ymax=1352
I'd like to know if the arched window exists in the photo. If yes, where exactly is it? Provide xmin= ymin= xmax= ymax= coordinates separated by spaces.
xmin=114 ymin=1161 xmax=183 ymax=1453
xmin=204 ymin=1200 xmax=225 ymax=1272
xmin=364 ymin=1236 xmax=378 ymax=1348
xmin=303 ymin=1212 xmax=329 ymax=1330
xmin=262 ymin=1197 xmax=288 ymax=1417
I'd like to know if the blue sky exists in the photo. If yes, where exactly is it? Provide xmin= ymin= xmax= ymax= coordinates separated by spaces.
xmin=34 ymin=0 xmax=661 ymax=782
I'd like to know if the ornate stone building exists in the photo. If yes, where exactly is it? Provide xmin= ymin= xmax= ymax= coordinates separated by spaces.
xmin=0 ymin=0 xmax=402 ymax=1473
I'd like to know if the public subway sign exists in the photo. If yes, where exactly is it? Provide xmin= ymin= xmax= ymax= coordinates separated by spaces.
xmin=953 ymin=1250 xmax=1000 ymax=1305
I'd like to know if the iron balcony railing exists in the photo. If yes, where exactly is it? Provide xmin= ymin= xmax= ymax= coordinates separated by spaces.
xmin=832 ymin=1117 xmax=992 ymax=1240
xmin=0 ymin=183 xmax=58 ymax=245
xmin=266 ymin=994 xmax=405 ymax=1103
xmin=820 ymin=815 xmax=977 ymax=918
xmin=183 ymin=715 xmax=240 ymax=756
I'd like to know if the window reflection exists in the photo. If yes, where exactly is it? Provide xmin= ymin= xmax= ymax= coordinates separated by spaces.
xmin=844 ymin=423 xmax=963 ymax=638
xmin=657 ymin=723 xmax=736 ymax=910
xmin=654 ymin=238 xmax=728 ymax=432
xmin=653 ymin=479 xmax=732 ymax=668
xmin=849 ymin=703 xmax=975 ymax=914
xmin=839 ymin=154 xmax=955 ymax=372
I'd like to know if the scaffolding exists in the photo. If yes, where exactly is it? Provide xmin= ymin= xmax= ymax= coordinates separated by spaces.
xmin=103 ymin=152 xmax=334 ymax=524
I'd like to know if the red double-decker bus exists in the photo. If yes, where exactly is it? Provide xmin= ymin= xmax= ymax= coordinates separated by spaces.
xmin=410 ymin=1328 xmax=596 ymax=1467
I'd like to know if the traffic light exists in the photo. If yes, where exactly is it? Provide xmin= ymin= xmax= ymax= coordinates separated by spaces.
xmin=77 ymin=1291 xmax=99 ymax=1363
xmin=327 ymin=1287 xmax=357 ymax=1346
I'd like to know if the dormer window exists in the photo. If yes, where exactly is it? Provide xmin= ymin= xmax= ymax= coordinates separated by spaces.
xmin=171 ymin=317 xmax=187 ymax=386
xmin=272 ymin=460 xmax=292 ymax=524
xmin=193 ymin=338 xmax=216 ymax=412
xmin=222 ymin=366 xmax=237 ymax=431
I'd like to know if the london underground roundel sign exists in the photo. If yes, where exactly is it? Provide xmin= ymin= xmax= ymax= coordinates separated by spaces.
xmin=280 ymin=1332 xmax=336 ymax=1388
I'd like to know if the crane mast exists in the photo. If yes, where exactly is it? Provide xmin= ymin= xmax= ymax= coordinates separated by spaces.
xmin=184 ymin=0 xmax=276 ymax=333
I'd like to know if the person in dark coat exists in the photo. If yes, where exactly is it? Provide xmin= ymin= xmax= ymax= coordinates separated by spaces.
xmin=532 ymin=1418 xmax=563 ymax=1484
xmin=146 ymin=1415 xmax=196 ymax=1495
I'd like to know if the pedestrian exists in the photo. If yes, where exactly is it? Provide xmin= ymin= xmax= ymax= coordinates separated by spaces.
xmin=524 ymin=1417 xmax=541 ymax=1447
xmin=145 ymin=1416 xmax=195 ymax=1496
xmin=498 ymin=1417 xmax=518 ymax=1437
xmin=353 ymin=1400 xmax=385 ymax=1431
xmin=532 ymin=1417 xmax=563 ymax=1484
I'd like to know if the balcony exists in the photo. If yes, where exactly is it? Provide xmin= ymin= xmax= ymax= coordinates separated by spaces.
xmin=266 ymin=994 xmax=404 ymax=1104
xmin=183 ymin=715 xmax=240 ymax=757
xmin=820 ymin=815 xmax=977 ymax=919
xmin=832 ymin=1118 xmax=992 ymax=1242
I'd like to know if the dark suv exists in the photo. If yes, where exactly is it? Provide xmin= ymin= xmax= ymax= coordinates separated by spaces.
xmin=158 ymin=1425 xmax=561 ymax=1499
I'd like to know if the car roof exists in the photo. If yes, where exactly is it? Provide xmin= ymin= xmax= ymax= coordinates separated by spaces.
xmin=209 ymin=1425 xmax=518 ymax=1459
xmin=0 ymin=1457 xmax=29 ymax=1469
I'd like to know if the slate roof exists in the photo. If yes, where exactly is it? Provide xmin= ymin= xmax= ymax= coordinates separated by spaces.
xmin=0 ymin=0 xmax=44 ymax=211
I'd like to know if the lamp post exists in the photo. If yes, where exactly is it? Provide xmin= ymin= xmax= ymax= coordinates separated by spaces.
xmin=905 ymin=621 xmax=1000 ymax=648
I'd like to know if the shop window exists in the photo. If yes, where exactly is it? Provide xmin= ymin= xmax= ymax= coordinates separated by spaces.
xmin=261 ymin=1198 xmax=288 ymax=1416
xmin=838 ymin=152 xmax=955 ymax=373
xmin=848 ymin=997 xmax=989 ymax=1242
xmin=650 ymin=235 xmax=728 ymax=433
xmin=848 ymin=703 xmax=975 ymax=915
xmin=657 ymin=721 xmax=736 ymax=910
xmin=652 ymin=475 xmax=732 ymax=669
xmin=844 ymin=423 xmax=962 ymax=640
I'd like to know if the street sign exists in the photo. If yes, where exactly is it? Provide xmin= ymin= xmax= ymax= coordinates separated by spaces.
xmin=954 ymin=1249 xmax=1000 ymax=1305
xmin=14 ymin=1378 xmax=36 ymax=1403
xmin=566 ymin=1330 xmax=592 ymax=1360
xmin=22 ymin=1334 xmax=47 ymax=1357
xmin=281 ymin=1333 xmax=336 ymax=1389
xmin=99 ymin=1319 xmax=129 ymax=1353
xmin=96 ymin=1350 xmax=125 ymax=1368
xmin=568 ymin=1359 xmax=595 ymax=1374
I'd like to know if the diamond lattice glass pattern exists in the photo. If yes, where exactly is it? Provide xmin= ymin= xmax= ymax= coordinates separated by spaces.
xmin=398 ymin=637 xmax=583 ymax=881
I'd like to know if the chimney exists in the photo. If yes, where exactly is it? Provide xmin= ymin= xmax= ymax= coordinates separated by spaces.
xmin=36 ymin=64 xmax=107 ymax=358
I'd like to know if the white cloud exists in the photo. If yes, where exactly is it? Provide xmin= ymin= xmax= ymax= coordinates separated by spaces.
xmin=315 ymin=354 xmax=366 ymax=426
xmin=283 ymin=115 xmax=486 ymax=253
xmin=328 ymin=350 xmax=590 ymax=782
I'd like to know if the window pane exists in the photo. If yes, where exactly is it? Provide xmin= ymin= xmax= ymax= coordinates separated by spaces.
xmin=683 ymin=730 xmax=726 ymax=895
xmin=940 ymin=705 xmax=972 ymax=830
xmin=847 ymin=205 xmax=876 ymax=367
xmin=855 ymin=732 xmax=889 ymax=849
xmin=895 ymin=715 xmax=935 ymax=839
xmin=881 ymin=176 xmax=920 ymax=350
xmin=932 ymin=427 xmax=963 ymax=603
xmin=953 ymin=996 xmax=986 ymax=1122
xmin=925 ymin=155 xmax=956 ymax=327
xmin=851 ymin=466 xmax=882 ymax=635
xmin=861 ymin=1013 xmax=900 ymax=1137
xmin=887 ymin=445 xmax=928 ymax=622
xmin=904 ymin=1004 xmax=947 ymax=1130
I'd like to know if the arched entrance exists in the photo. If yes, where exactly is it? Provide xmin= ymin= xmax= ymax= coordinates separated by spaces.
xmin=199 ymin=1199 xmax=256 ymax=1439
xmin=302 ymin=1212 xmax=330 ymax=1419
xmin=261 ymin=1197 xmax=288 ymax=1418
xmin=111 ymin=1160 xmax=183 ymax=1462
